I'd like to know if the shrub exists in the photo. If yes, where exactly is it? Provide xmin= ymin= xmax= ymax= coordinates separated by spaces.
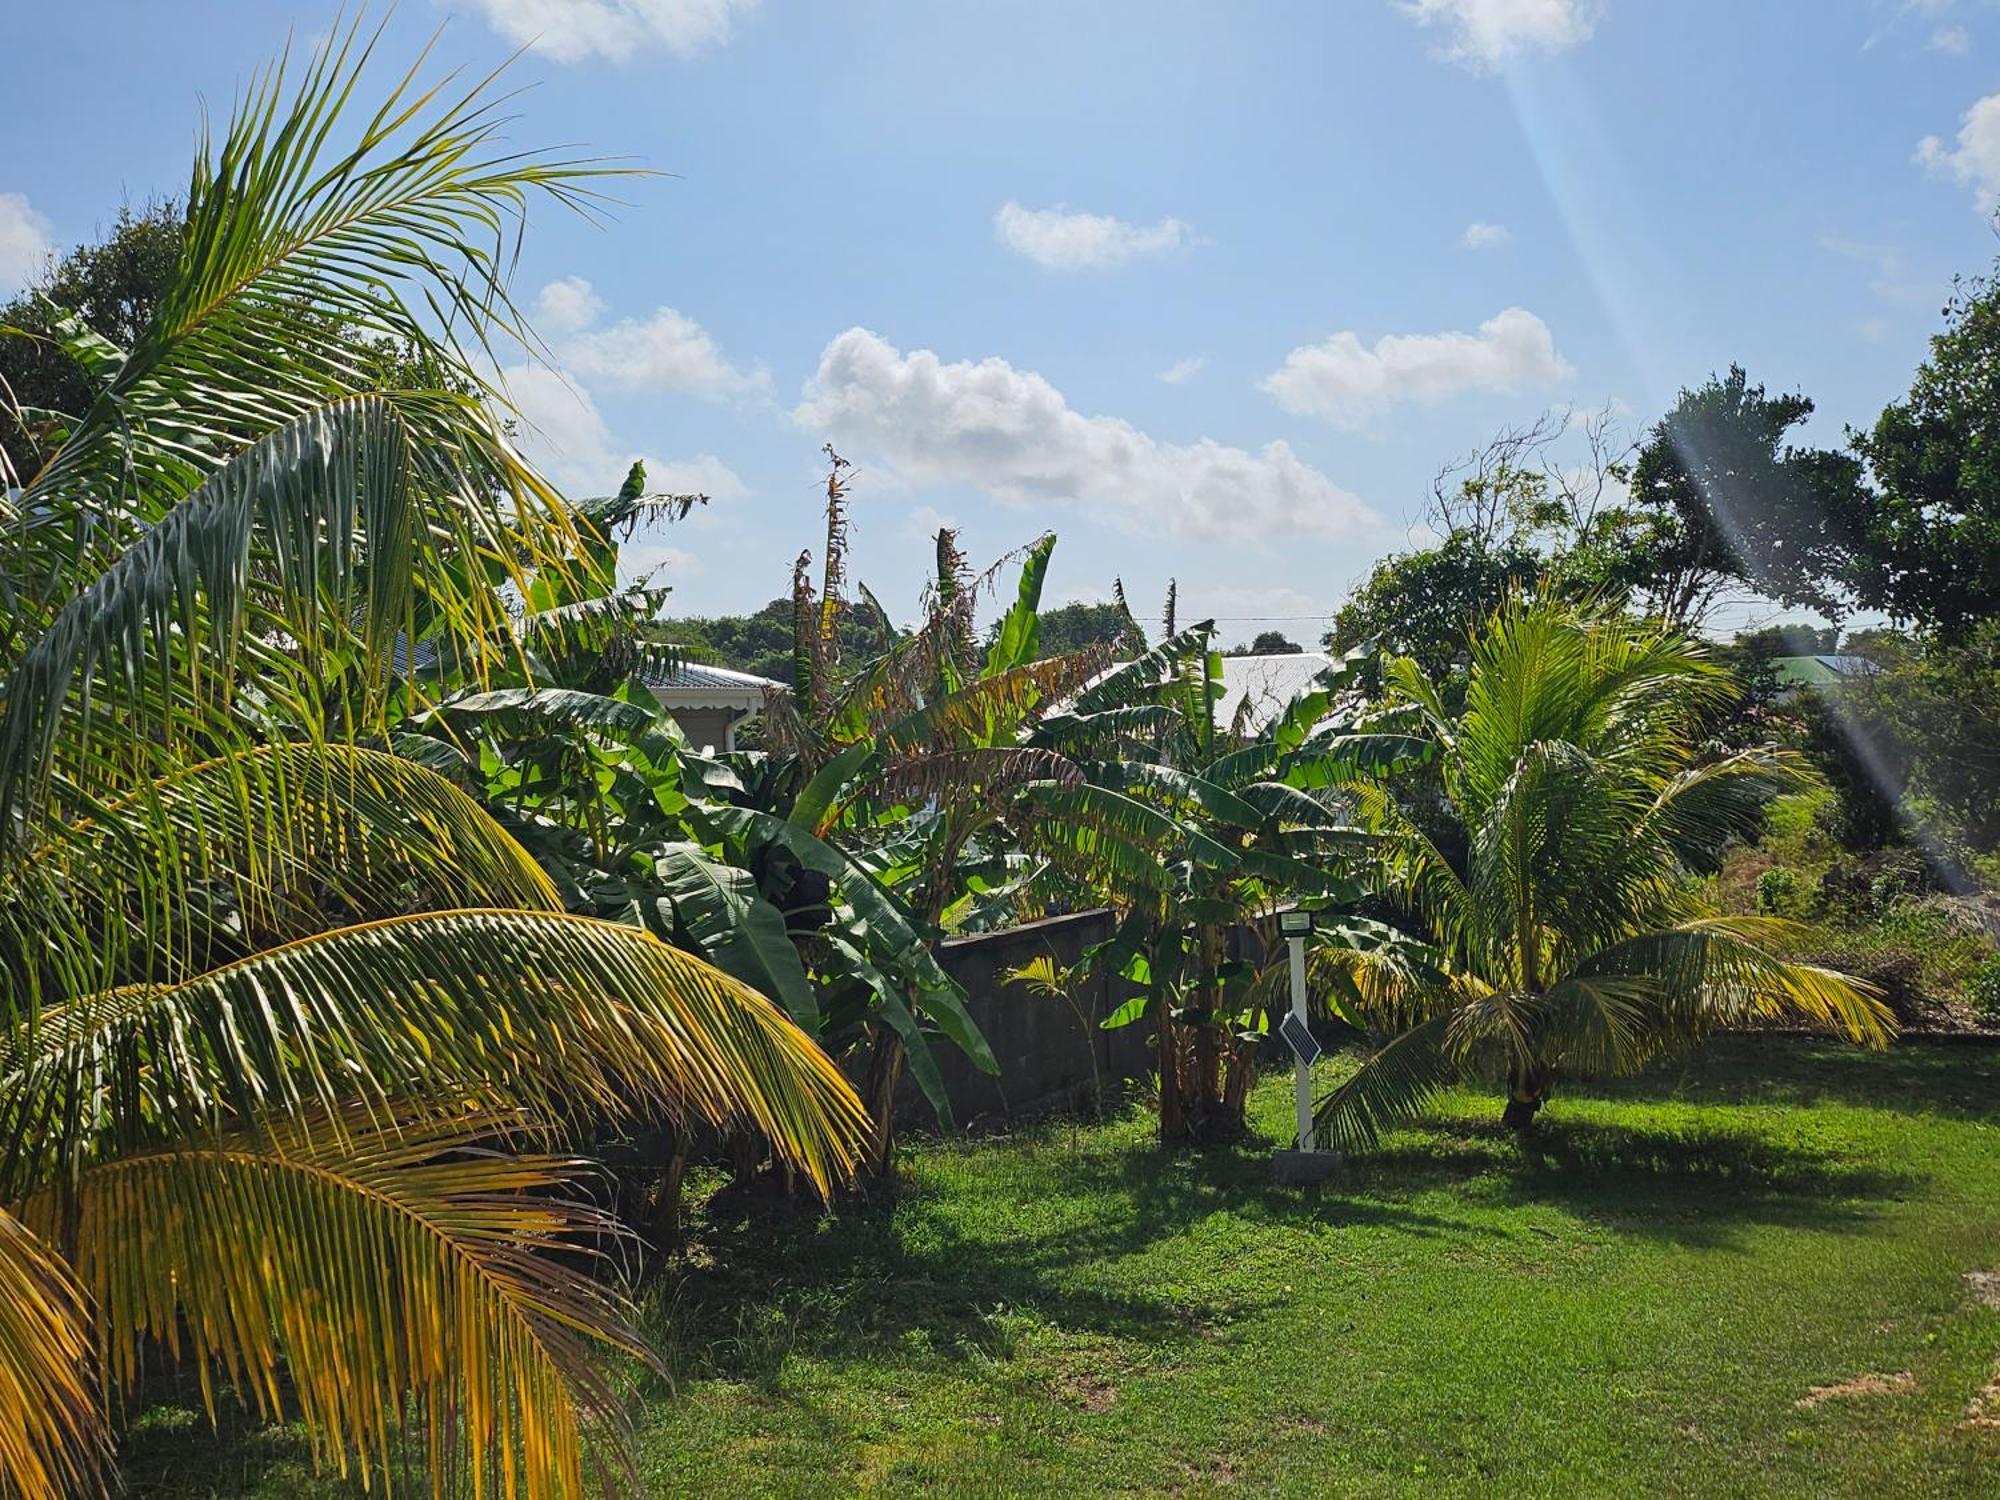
xmin=1755 ymin=867 xmax=1801 ymax=915
xmin=1969 ymin=954 xmax=2000 ymax=1024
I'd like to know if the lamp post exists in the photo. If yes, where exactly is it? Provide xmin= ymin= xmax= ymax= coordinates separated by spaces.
xmin=1273 ymin=907 xmax=1338 ymax=1184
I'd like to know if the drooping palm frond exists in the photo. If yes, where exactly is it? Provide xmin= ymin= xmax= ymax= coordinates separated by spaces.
xmin=4 ymin=742 xmax=560 ymax=1009
xmin=1311 ymin=1011 xmax=1458 ymax=1153
xmin=0 ymin=910 xmax=870 ymax=1199
xmin=1 ymin=397 xmax=419 ymax=842
xmin=1579 ymin=915 xmax=1892 ymax=1046
xmin=18 ymin=1109 xmax=644 ymax=1500
xmin=0 ymin=1207 xmax=104 ymax=1500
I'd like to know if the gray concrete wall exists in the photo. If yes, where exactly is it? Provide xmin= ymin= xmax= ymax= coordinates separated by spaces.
xmin=893 ymin=908 xmax=1156 ymax=1129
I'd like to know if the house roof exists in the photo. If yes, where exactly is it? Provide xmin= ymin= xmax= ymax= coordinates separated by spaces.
xmin=1216 ymin=652 xmax=1335 ymax=730
xmin=1771 ymin=654 xmax=1882 ymax=689
xmin=640 ymin=659 xmax=787 ymax=710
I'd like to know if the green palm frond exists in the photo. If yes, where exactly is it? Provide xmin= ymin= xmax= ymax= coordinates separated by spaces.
xmin=1 ymin=397 xmax=418 ymax=840
xmin=9 ymin=20 xmax=615 ymax=603
xmin=1580 ymin=915 xmax=1894 ymax=1047
xmin=5 ymin=743 xmax=560 ymax=1008
xmin=19 ymin=1108 xmax=644 ymax=1500
xmin=0 ymin=1207 xmax=105 ymax=1500
xmin=1311 ymin=1012 xmax=1458 ymax=1153
xmin=0 ymin=910 xmax=870 ymax=1198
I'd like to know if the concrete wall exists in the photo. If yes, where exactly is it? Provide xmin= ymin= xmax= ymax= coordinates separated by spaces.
xmin=893 ymin=908 xmax=1156 ymax=1129
xmin=667 ymin=706 xmax=744 ymax=752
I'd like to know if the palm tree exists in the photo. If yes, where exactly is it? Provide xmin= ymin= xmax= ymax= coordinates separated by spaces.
xmin=0 ymin=27 xmax=866 ymax=1496
xmin=1312 ymin=599 xmax=1892 ymax=1148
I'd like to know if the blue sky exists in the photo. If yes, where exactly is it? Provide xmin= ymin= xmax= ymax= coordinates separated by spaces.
xmin=6 ymin=0 xmax=1999 ymax=638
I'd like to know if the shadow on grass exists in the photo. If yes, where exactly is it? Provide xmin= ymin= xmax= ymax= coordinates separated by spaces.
xmin=1601 ymin=1034 xmax=2000 ymax=1124
xmin=648 ymin=1072 xmax=1921 ymax=1394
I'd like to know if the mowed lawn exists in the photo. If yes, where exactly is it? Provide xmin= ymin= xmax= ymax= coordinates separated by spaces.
xmin=127 ymin=1038 xmax=2000 ymax=1498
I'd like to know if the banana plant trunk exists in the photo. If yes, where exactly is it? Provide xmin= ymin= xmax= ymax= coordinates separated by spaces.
xmin=860 ymin=1029 xmax=906 ymax=1182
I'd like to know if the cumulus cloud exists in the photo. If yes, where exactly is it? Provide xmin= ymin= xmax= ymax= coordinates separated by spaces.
xmin=557 ymin=305 xmax=767 ymax=397
xmin=531 ymin=275 xmax=606 ymax=335
xmin=794 ymin=328 xmax=1376 ymax=542
xmin=1918 ymin=91 xmax=2000 ymax=212
xmin=1461 ymin=220 xmax=1511 ymax=249
xmin=1398 ymin=0 xmax=1602 ymax=69
xmin=498 ymin=361 xmax=747 ymax=500
xmin=1158 ymin=355 xmax=1207 ymax=384
xmin=459 ymin=0 xmax=756 ymax=62
xmin=0 ymin=192 xmax=53 ymax=293
xmin=993 ymin=201 xmax=1192 ymax=271
xmin=1261 ymin=307 xmax=1572 ymax=426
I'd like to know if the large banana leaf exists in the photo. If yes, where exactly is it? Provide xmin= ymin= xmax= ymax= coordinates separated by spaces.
xmin=652 ymin=841 xmax=821 ymax=1027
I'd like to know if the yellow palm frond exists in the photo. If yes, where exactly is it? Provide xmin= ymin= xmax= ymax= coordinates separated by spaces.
xmin=0 ymin=910 xmax=868 ymax=1199
xmin=19 ymin=1109 xmax=641 ymax=1500
xmin=0 ymin=1207 xmax=105 ymax=1500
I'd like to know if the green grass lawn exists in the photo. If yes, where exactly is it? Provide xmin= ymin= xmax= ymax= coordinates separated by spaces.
xmin=125 ymin=1038 xmax=2000 ymax=1498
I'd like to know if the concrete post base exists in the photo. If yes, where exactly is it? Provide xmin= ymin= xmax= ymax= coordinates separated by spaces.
xmin=1272 ymin=1149 xmax=1344 ymax=1186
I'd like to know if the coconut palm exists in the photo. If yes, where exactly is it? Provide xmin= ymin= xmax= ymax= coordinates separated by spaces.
xmin=1312 ymin=599 xmax=1892 ymax=1148
xmin=0 ymin=28 xmax=865 ymax=1496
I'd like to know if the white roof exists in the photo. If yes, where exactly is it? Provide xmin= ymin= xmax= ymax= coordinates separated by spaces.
xmin=1216 ymin=652 xmax=1335 ymax=730
xmin=642 ymin=660 xmax=787 ymax=710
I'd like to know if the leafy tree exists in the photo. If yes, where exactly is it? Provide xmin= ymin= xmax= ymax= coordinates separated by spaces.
xmin=1228 ymin=630 xmax=1302 ymax=656
xmin=1312 ymin=601 xmax=1889 ymax=1144
xmin=0 ymin=33 xmax=866 ymax=1493
xmin=0 ymin=200 xmax=183 ymax=482
xmin=1327 ymin=530 xmax=1544 ymax=681
xmin=1849 ymin=267 xmax=2000 ymax=635
xmin=1619 ymin=366 xmax=1865 ymax=624
xmin=1003 ymin=599 xmax=1137 ymax=659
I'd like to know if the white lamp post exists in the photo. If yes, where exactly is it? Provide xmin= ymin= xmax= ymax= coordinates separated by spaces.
xmin=1273 ymin=907 xmax=1338 ymax=1184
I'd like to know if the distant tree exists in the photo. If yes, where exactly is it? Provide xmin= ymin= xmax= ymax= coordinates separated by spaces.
xmin=1007 ymin=600 xmax=1136 ymax=660
xmin=1326 ymin=531 xmax=1543 ymax=682
xmin=670 ymin=597 xmax=893 ymax=684
xmin=1227 ymin=630 xmax=1301 ymax=656
xmin=1618 ymin=366 xmax=1865 ymax=625
xmin=1849 ymin=266 xmax=2000 ymax=636
xmin=0 ymin=200 xmax=183 ymax=480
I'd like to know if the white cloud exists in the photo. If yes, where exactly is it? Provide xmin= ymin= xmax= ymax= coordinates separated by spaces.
xmin=1158 ymin=355 xmax=1207 ymax=385
xmin=904 ymin=503 xmax=959 ymax=542
xmin=557 ymin=305 xmax=767 ymax=397
xmin=1261 ymin=307 xmax=1573 ymax=426
xmin=794 ymin=328 xmax=1376 ymax=543
xmin=1461 ymin=219 xmax=1511 ymax=249
xmin=1398 ymin=0 xmax=1602 ymax=68
xmin=0 ymin=192 xmax=53 ymax=292
xmin=459 ymin=0 xmax=757 ymax=62
xmin=498 ymin=362 xmax=748 ymax=501
xmin=1820 ymin=235 xmax=1938 ymax=307
xmin=993 ymin=201 xmax=1192 ymax=271
xmin=1918 ymin=91 xmax=2000 ymax=211
xmin=1930 ymin=24 xmax=1973 ymax=53
xmin=531 ymin=275 xmax=606 ymax=335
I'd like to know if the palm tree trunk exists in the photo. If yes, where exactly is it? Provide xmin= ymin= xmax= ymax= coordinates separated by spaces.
xmin=1503 ymin=1062 xmax=1552 ymax=1132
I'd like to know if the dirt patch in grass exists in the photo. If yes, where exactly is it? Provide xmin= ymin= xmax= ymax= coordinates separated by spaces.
xmin=1796 ymin=1371 xmax=1917 ymax=1408
xmin=1966 ymin=1269 xmax=2000 ymax=1310
xmin=1964 ymin=1367 xmax=2000 ymax=1431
